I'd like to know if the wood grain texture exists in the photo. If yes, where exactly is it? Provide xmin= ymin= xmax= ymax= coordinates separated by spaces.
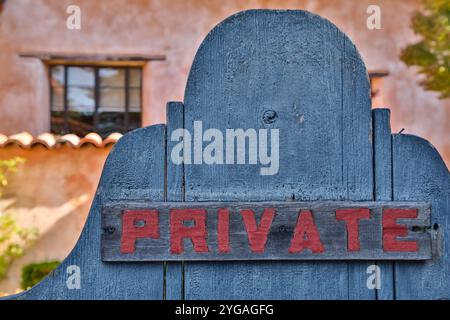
xmin=8 ymin=126 xmax=166 ymax=300
xmin=165 ymin=101 xmax=185 ymax=300
xmin=102 ymin=201 xmax=432 ymax=261
xmin=372 ymin=109 xmax=395 ymax=300
xmin=182 ymin=9 xmax=374 ymax=299
xmin=392 ymin=134 xmax=450 ymax=300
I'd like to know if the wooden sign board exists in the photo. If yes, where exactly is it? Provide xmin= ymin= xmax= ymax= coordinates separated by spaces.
xmin=102 ymin=201 xmax=432 ymax=261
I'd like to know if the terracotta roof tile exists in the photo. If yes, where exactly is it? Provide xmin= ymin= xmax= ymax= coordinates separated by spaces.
xmin=0 ymin=132 xmax=122 ymax=149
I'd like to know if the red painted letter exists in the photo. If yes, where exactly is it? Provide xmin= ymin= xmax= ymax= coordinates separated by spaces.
xmin=241 ymin=208 xmax=275 ymax=253
xmin=383 ymin=208 xmax=418 ymax=252
xmin=121 ymin=210 xmax=159 ymax=254
xmin=218 ymin=208 xmax=230 ymax=253
xmin=336 ymin=208 xmax=370 ymax=251
xmin=170 ymin=209 xmax=209 ymax=254
xmin=289 ymin=210 xmax=324 ymax=254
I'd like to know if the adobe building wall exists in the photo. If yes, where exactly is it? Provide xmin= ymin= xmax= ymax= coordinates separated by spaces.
xmin=0 ymin=145 xmax=110 ymax=293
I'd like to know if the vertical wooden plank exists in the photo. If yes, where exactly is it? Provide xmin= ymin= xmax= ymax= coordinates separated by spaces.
xmin=372 ymin=108 xmax=395 ymax=300
xmin=9 ymin=126 xmax=166 ymax=299
xmin=392 ymin=134 xmax=450 ymax=299
xmin=343 ymin=38 xmax=375 ymax=300
xmin=165 ymin=101 xmax=184 ymax=300
xmin=182 ymin=10 xmax=375 ymax=299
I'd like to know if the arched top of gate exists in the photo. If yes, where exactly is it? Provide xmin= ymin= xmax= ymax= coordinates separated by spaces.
xmin=184 ymin=9 xmax=371 ymax=120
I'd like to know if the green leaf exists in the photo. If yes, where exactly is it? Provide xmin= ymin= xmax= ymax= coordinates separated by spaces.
xmin=401 ymin=0 xmax=450 ymax=99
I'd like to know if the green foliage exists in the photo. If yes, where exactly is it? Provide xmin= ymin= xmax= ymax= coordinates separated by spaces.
xmin=0 ymin=215 xmax=37 ymax=279
xmin=400 ymin=0 xmax=450 ymax=99
xmin=0 ymin=156 xmax=37 ymax=280
xmin=20 ymin=261 xmax=60 ymax=290
xmin=0 ymin=157 xmax=25 ymax=197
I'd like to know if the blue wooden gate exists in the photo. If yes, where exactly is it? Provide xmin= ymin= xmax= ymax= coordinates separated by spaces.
xmin=7 ymin=9 xmax=450 ymax=300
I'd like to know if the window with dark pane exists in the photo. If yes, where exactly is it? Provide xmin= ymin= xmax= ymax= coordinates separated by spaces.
xmin=98 ymin=67 xmax=126 ymax=137
xmin=128 ymin=68 xmax=142 ymax=132
xmin=50 ymin=66 xmax=65 ymax=134
xmin=67 ymin=66 xmax=95 ymax=135
xmin=50 ymin=65 xmax=142 ymax=138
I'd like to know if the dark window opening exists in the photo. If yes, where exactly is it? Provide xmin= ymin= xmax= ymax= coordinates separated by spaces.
xmin=50 ymin=65 xmax=142 ymax=138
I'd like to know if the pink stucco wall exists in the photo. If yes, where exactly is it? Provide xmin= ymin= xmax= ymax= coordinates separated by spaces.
xmin=0 ymin=145 xmax=110 ymax=293
xmin=0 ymin=0 xmax=449 ymax=166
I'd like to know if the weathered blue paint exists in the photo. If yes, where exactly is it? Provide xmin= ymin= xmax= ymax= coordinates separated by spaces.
xmin=392 ymin=134 xmax=450 ymax=300
xmin=183 ymin=9 xmax=374 ymax=300
xmin=373 ymin=108 xmax=395 ymax=300
xmin=8 ymin=126 xmax=167 ymax=300
xmin=4 ymin=9 xmax=449 ymax=300
xmin=165 ymin=101 xmax=185 ymax=300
